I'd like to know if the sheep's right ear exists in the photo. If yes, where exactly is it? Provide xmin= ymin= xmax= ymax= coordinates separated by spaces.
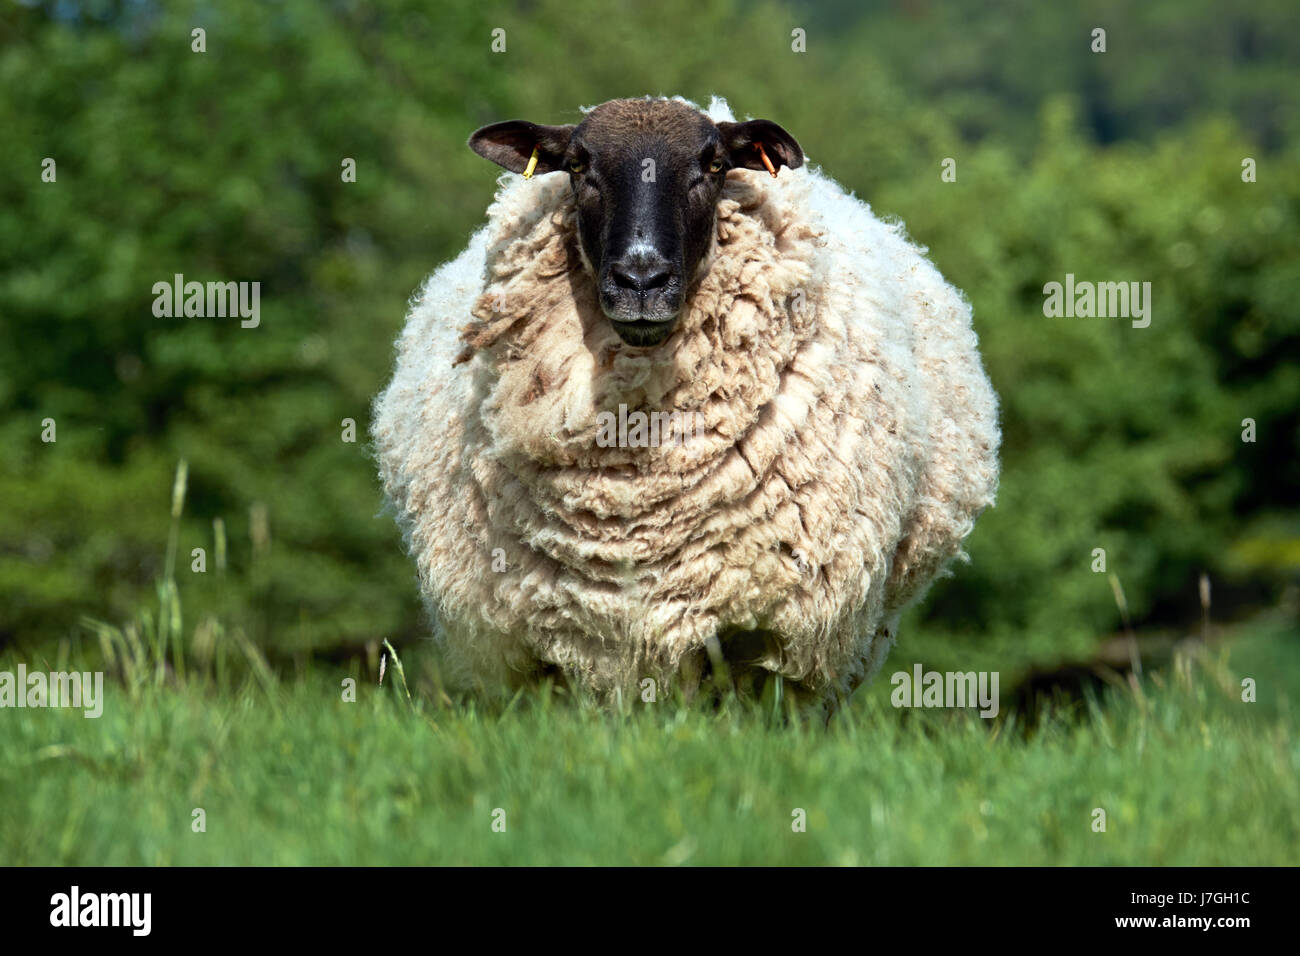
xmin=468 ymin=121 xmax=575 ymax=174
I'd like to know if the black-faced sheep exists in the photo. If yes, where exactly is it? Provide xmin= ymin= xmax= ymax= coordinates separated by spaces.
xmin=372 ymin=96 xmax=1000 ymax=713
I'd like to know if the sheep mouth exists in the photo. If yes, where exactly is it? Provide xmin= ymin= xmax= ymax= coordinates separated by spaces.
xmin=600 ymin=288 xmax=681 ymax=318
xmin=601 ymin=287 xmax=681 ymax=346
xmin=609 ymin=317 xmax=678 ymax=347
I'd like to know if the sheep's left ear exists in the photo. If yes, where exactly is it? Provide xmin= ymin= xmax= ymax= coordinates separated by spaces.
xmin=717 ymin=119 xmax=803 ymax=173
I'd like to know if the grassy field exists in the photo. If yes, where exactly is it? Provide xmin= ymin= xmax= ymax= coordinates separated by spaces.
xmin=2 ymin=613 xmax=1296 ymax=866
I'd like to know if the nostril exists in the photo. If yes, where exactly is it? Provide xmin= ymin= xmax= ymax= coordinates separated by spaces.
xmin=610 ymin=261 xmax=672 ymax=293
xmin=641 ymin=268 xmax=670 ymax=290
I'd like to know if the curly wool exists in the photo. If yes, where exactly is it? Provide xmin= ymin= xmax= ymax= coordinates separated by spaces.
xmin=373 ymin=109 xmax=999 ymax=705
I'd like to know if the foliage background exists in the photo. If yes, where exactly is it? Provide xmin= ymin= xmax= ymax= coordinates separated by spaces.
xmin=2 ymin=0 xmax=1297 ymax=682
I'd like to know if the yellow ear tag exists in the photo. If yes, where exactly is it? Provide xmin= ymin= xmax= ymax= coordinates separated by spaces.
xmin=522 ymin=146 xmax=540 ymax=180
xmin=754 ymin=141 xmax=778 ymax=178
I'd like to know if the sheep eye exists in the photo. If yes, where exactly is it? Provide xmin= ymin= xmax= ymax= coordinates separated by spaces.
xmin=709 ymin=158 xmax=725 ymax=173
xmin=569 ymin=160 xmax=585 ymax=174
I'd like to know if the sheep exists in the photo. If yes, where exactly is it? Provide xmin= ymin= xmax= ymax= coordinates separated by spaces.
xmin=372 ymin=95 xmax=1000 ymax=714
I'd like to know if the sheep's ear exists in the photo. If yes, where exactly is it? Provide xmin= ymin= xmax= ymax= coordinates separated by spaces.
xmin=717 ymin=119 xmax=804 ymax=173
xmin=468 ymin=120 xmax=575 ymax=174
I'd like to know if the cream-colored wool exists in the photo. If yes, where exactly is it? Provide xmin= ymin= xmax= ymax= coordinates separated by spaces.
xmin=373 ymin=99 xmax=1000 ymax=708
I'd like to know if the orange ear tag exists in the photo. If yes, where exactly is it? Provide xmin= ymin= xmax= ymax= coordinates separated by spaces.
xmin=754 ymin=141 xmax=778 ymax=178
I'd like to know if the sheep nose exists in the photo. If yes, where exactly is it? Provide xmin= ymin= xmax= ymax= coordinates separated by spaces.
xmin=610 ymin=253 xmax=672 ymax=292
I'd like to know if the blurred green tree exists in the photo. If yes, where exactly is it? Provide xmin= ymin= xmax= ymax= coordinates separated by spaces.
xmin=1 ymin=0 xmax=1295 ymax=678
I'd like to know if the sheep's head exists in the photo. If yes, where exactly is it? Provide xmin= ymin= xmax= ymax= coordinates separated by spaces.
xmin=469 ymin=98 xmax=803 ymax=346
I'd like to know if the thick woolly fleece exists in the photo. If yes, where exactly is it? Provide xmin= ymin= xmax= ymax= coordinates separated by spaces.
xmin=373 ymin=99 xmax=1000 ymax=707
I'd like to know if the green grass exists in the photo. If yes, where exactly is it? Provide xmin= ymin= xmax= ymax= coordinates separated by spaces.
xmin=2 ymin=618 xmax=1296 ymax=865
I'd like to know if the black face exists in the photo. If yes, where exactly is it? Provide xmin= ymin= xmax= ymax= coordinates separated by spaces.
xmin=566 ymin=113 xmax=726 ymax=346
xmin=468 ymin=100 xmax=803 ymax=347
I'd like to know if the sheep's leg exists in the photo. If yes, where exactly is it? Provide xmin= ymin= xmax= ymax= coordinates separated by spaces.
xmin=679 ymin=651 xmax=704 ymax=703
